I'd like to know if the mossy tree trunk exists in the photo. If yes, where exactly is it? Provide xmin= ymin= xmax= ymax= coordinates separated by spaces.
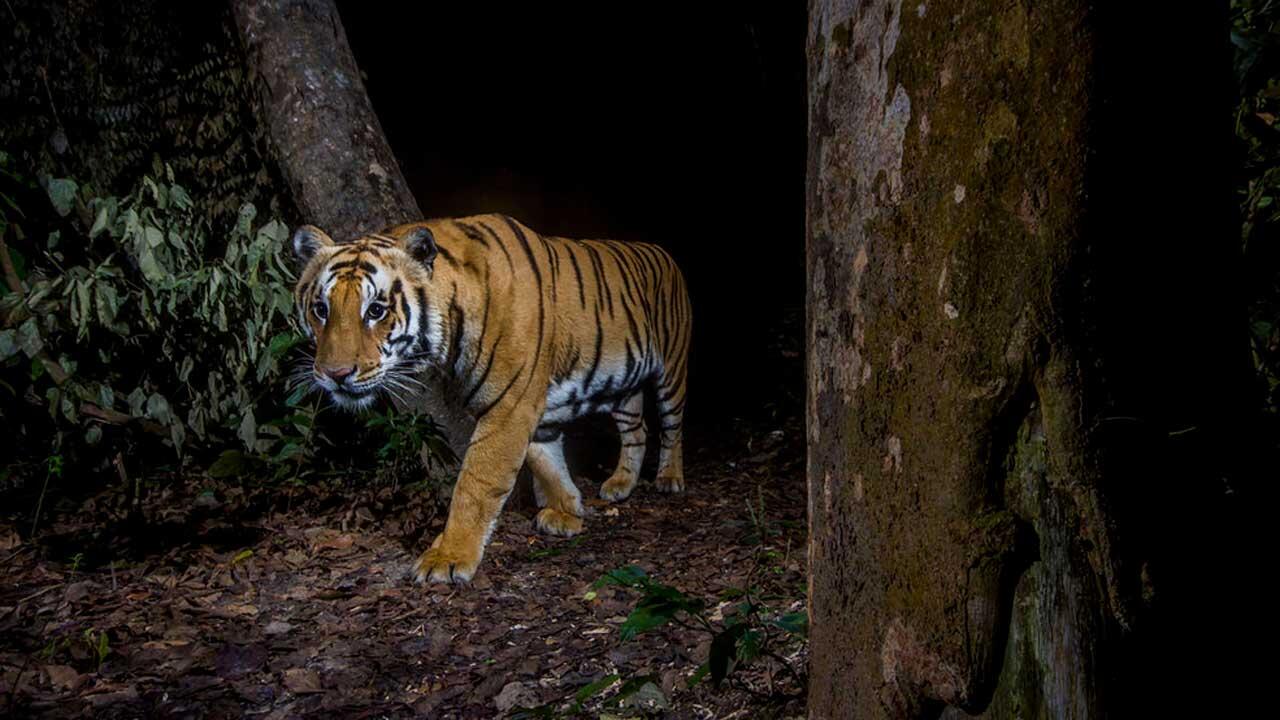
xmin=806 ymin=2 xmax=1252 ymax=718
xmin=231 ymin=0 xmax=422 ymax=240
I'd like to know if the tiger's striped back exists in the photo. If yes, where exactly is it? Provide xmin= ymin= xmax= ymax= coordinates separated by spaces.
xmin=292 ymin=214 xmax=691 ymax=584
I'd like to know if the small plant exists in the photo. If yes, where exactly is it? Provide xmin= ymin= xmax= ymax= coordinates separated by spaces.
xmin=364 ymin=408 xmax=458 ymax=489
xmin=589 ymin=566 xmax=806 ymax=691
xmin=82 ymin=628 xmax=110 ymax=671
xmin=518 ymin=566 xmax=805 ymax=716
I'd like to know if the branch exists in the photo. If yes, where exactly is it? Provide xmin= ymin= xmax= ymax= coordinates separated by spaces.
xmin=80 ymin=402 xmax=167 ymax=437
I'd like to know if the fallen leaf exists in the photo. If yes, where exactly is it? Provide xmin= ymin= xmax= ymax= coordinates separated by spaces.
xmin=313 ymin=533 xmax=354 ymax=552
xmin=494 ymin=681 xmax=538 ymax=712
xmin=283 ymin=668 xmax=323 ymax=694
xmin=222 ymin=603 xmax=260 ymax=617
xmin=44 ymin=664 xmax=84 ymax=691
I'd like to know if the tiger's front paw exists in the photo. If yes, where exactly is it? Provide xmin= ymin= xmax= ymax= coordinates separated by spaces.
xmin=413 ymin=535 xmax=482 ymax=584
xmin=535 ymin=507 xmax=584 ymax=537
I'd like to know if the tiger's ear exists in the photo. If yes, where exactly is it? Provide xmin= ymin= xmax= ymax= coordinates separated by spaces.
xmin=292 ymin=225 xmax=334 ymax=264
xmin=401 ymin=226 xmax=438 ymax=270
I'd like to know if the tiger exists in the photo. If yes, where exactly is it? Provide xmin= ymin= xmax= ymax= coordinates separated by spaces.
xmin=291 ymin=214 xmax=692 ymax=584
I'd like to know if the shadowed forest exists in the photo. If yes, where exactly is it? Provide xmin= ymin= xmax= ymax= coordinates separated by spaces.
xmin=1 ymin=1 xmax=1271 ymax=718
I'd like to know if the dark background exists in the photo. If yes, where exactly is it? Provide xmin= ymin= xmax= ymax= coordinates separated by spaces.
xmin=337 ymin=3 xmax=808 ymax=421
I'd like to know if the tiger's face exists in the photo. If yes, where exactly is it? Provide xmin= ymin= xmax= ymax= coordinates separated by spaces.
xmin=291 ymin=224 xmax=441 ymax=410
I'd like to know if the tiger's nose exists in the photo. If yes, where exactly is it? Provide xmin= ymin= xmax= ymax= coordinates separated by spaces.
xmin=320 ymin=365 xmax=356 ymax=382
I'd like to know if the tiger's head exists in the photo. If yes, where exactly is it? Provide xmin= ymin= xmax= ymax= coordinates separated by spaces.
xmin=291 ymin=223 xmax=442 ymax=410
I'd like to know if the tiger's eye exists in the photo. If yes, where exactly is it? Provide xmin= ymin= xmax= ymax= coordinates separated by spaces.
xmin=313 ymin=301 xmax=328 ymax=321
xmin=366 ymin=302 xmax=387 ymax=322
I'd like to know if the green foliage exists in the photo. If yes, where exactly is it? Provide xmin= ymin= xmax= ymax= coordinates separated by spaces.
xmin=364 ymin=407 xmax=459 ymax=487
xmin=591 ymin=566 xmax=806 ymax=690
xmin=1232 ymin=0 xmax=1280 ymax=420
xmin=518 ymin=565 xmax=806 ymax=716
xmin=0 ymin=156 xmax=454 ymax=501
xmin=82 ymin=628 xmax=111 ymax=671
xmin=2 ymin=159 xmax=298 ymax=459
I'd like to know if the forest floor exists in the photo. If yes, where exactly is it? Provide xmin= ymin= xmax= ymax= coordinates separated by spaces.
xmin=1 ymin=321 xmax=807 ymax=719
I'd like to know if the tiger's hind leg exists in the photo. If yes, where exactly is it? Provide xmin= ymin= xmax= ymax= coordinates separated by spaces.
xmin=654 ymin=364 xmax=687 ymax=494
xmin=525 ymin=437 xmax=585 ymax=537
xmin=600 ymin=391 xmax=647 ymax=502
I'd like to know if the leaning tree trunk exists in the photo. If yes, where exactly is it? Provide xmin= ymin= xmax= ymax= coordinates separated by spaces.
xmin=231 ymin=0 xmax=480 ymax=464
xmin=231 ymin=0 xmax=422 ymax=241
xmin=806 ymin=2 xmax=1252 ymax=718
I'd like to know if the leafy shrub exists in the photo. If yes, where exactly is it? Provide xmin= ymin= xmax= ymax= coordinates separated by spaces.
xmin=0 ymin=155 xmax=453 ymax=503
xmin=1233 ymin=0 xmax=1280 ymax=421
xmin=1 ymin=158 xmax=298 ymax=461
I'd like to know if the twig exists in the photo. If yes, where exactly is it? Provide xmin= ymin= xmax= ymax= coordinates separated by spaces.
xmin=29 ymin=459 xmax=54 ymax=538
xmin=81 ymin=402 xmax=167 ymax=437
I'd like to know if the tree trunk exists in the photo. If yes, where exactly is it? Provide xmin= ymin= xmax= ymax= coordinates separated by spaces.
xmin=231 ymin=0 xmax=422 ymax=240
xmin=806 ymin=2 xmax=1252 ymax=718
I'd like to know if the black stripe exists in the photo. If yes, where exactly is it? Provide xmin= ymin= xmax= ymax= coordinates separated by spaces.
xmin=453 ymin=220 xmax=491 ymax=248
xmin=501 ymin=216 xmax=546 ymax=375
xmin=580 ymin=309 xmax=605 ymax=394
xmin=415 ymin=287 xmax=431 ymax=354
xmin=475 ymin=364 xmax=525 ymax=418
xmin=462 ymin=273 xmax=493 ymax=382
xmin=477 ymin=220 xmax=515 ymax=271
xmin=327 ymin=259 xmax=380 ymax=275
xmin=583 ymin=243 xmax=613 ymax=317
xmin=566 ymin=246 xmax=587 ymax=308
xmin=463 ymin=329 xmax=503 ymax=407
xmin=445 ymin=284 xmax=466 ymax=372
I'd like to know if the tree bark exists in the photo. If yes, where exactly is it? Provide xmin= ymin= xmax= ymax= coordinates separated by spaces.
xmin=231 ymin=0 xmax=422 ymax=240
xmin=229 ymin=0 xmax=489 ymax=470
xmin=806 ymin=2 xmax=1251 ymax=718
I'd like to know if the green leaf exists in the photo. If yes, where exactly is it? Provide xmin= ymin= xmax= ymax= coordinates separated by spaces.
xmin=170 ymin=183 xmax=193 ymax=210
xmin=16 ymin=317 xmax=43 ymax=357
xmin=146 ymin=392 xmax=174 ymax=425
xmin=97 ymin=384 xmax=114 ymax=409
xmin=89 ymin=205 xmax=110 ymax=238
xmin=772 ymin=611 xmax=808 ymax=636
xmin=591 ymin=565 xmax=649 ymax=590
xmin=85 ymin=425 xmax=102 ymax=445
xmin=267 ymin=332 xmax=302 ymax=358
xmin=574 ymin=673 xmax=619 ymax=703
xmin=271 ymin=442 xmax=303 ymax=463
xmin=209 ymin=450 xmax=249 ymax=478
xmin=686 ymin=662 xmax=710 ymax=689
xmin=0 ymin=329 xmax=17 ymax=362
xmin=127 ymin=387 xmax=147 ymax=417
xmin=285 ymin=383 xmax=309 ymax=407
xmin=238 ymin=409 xmax=257 ymax=451
xmin=95 ymin=282 xmax=120 ymax=326
xmin=137 ymin=245 xmax=164 ymax=282
xmin=620 ymin=598 xmax=683 ymax=640
xmin=736 ymin=628 xmax=763 ymax=663
xmin=45 ymin=178 xmax=78 ymax=217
